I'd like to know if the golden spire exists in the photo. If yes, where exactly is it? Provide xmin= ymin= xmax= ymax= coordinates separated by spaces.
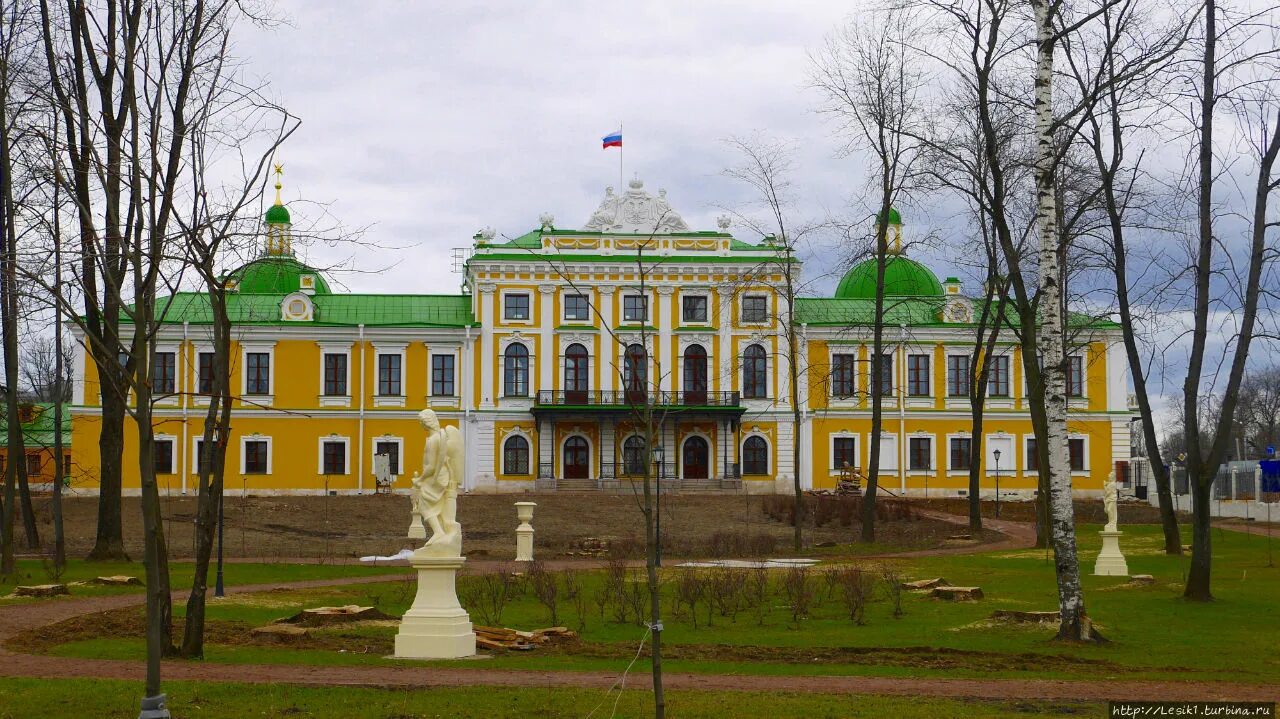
xmin=273 ymin=163 xmax=284 ymax=206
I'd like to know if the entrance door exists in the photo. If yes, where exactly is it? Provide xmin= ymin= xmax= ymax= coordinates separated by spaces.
xmin=682 ymin=436 xmax=709 ymax=480
xmin=563 ymin=436 xmax=590 ymax=479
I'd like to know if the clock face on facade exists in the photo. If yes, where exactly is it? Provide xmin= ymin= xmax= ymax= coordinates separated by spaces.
xmin=946 ymin=298 xmax=971 ymax=323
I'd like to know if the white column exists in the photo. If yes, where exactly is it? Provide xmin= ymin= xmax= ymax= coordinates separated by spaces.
xmin=478 ymin=284 xmax=496 ymax=408
xmin=657 ymin=286 xmax=675 ymax=392
xmin=538 ymin=284 xmax=556 ymax=396
xmin=598 ymin=286 xmax=617 ymax=393
xmin=716 ymin=283 xmax=734 ymax=395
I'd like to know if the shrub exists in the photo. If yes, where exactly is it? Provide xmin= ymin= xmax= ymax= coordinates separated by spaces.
xmin=459 ymin=567 xmax=515 ymax=627
xmin=528 ymin=561 xmax=559 ymax=626
xmin=881 ymin=566 xmax=905 ymax=618
xmin=673 ymin=570 xmax=706 ymax=628
xmin=562 ymin=569 xmax=589 ymax=631
xmin=833 ymin=567 xmax=875 ymax=625
xmin=781 ymin=566 xmax=814 ymax=624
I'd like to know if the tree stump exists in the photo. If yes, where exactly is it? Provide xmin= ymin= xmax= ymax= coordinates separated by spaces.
xmin=901 ymin=577 xmax=949 ymax=590
xmin=929 ymin=586 xmax=983 ymax=601
xmin=14 ymin=584 xmax=69 ymax=598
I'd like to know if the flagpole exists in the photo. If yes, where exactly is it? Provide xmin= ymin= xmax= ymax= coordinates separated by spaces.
xmin=619 ymin=120 xmax=624 ymax=194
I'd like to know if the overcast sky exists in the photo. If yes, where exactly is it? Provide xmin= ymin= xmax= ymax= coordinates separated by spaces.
xmin=234 ymin=0 xmax=886 ymax=296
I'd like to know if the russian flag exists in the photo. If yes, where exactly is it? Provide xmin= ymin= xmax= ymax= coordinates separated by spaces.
xmin=602 ymin=130 xmax=622 ymax=149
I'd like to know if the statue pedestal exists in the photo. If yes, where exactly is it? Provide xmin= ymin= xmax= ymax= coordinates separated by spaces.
xmin=394 ymin=553 xmax=475 ymax=659
xmin=407 ymin=514 xmax=426 ymax=540
xmin=514 ymin=501 xmax=536 ymax=562
xmin=1093 ymin=530 xmax=1129 ymax=577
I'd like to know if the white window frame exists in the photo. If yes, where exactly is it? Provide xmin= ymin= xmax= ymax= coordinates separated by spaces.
xmin=1068 ymin=433 xmax=1090 ymax=475
xmin=740 ymin=432 xmax=770 ymax=476
xmin=430 ymin=351 xmax=458 ymax=398
xmin=740 ymin=342 xmax=771 ymax=400
xmin=1023 ymin=434 xmax=1039 ymax=472
xmin=240 ymin=341 xmax=277 ymax=405
xmin=739 ymin=293 xmax=770 ymax=325
xmin=906 ymin=433 xmax=936 ymax=474
xmin=501 ymin=429 xmax=533 ymax=476
xmin=373 ymin=342 xmax=408 ymax=407
xmin=500 ymin=290 xmax=533 ymax=324
xmin=151 ymin=344 xmax=180 ymax=405
xmin=985 ymin=352 xmax=1014 ymax=408
xmin=946 ymin=433 xmax=974 ymax=475
xmin=679 ymin=292 xmax=710 ymax=325
xmin=871 ymin=432 xmax=898 ymax=473
xmin=562 ymin=292 xmax=592 ymax=323
xmin=191 ymin=436 xmax=209 ymax=474
xmin=829 ymin=351 xmax=860 ymax=404
xmin=317 ymin=435 xmax=351 ymax=475
xmin=904 ymin=350 xmax=933 ymax=406
xmin=318 ymin=342 xmax=353 ymax=407
xmin=240 ymin=435 xmax=273 ymax=475
xmin=944 ymin=352 xmax=973 ymax=409
xmin=829 ymin=432 xmax=860 ymax=472
xmin=371 ymin=436 xmax=405 ymax=477
xmin=984 ymin=433 xmax=1015 ymax=476
xmin=1066 ymin=353 xmax=1089 ymax=408
xmin=154 ymin=434 xmax=177 ymax=475
xmin=622 ymin=293 xmax=649 ymax=324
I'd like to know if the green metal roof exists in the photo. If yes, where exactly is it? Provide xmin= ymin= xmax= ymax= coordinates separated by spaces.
xmin=834 ymin=256 xmax=943 ymax=299
xmin=265 ymin=204 xmax=291 ymax=224
xmin=149 ymin=292 xmax=476 ymax=327
xmin=796 ymin=296 xmax=1120 ymax=330
xmin=0 ymin=403 xmax=71 ymax=447
xmin=228 ymin=256 xmax=332 ymax=295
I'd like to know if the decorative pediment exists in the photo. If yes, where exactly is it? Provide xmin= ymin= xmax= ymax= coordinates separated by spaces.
xmin=583 ymin=176 xmax=690 ymax=234
xmin=943 ymin=296 xmax=974 ymax=323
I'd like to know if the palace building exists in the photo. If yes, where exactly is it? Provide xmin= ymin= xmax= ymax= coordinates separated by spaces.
xmin=68 ymin=174 xmax=1133 ymax=496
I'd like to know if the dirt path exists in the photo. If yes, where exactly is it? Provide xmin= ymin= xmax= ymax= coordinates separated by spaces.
xmin=1213 ymin=518 xmax=1280 ymax=538
xmin=6 ymin=520 xmax=1277 ymax=702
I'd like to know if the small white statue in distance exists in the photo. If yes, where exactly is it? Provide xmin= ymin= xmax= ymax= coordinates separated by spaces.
xmin=1103 ymin=471 xmax=1119 ymax=532
xmin=410 ymin=408 xmax=464 ymax=556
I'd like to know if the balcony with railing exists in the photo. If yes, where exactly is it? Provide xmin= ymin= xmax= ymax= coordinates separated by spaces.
xmin=533 ymin=389 xmax=742 ymax=411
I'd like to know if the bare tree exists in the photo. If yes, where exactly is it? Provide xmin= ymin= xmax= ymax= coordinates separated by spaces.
xmin=811 ymin=10 xmax=926 ymax=542
xmin=1179 ymin=0 xmax=1280 ymax=601
xmin=20 ymin=334 xmax=73 ymax=402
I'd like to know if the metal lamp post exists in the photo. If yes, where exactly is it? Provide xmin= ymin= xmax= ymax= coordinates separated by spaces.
xmin=652 ymin=444 xmax=665 ymax=567
xmin=993 ymin=449 xmax=1002 ymax=519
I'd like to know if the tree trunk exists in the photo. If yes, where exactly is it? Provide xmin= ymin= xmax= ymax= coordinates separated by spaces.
xmin=1183 ymin=477 xmax=1213 ymax=600
xmin=88 ymin=376 xmax=129 ymax=561
xmin=861 ymin=206 xmax=892 ymax=543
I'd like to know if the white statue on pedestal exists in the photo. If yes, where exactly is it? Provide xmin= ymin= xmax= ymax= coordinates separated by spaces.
xmin=395 ymin=408 xmax=476 ymax=659
xmin=1103 ymin=471 xmax=1118 ymax=532
xmin=409 ymin=408 xmax=463 ymax=556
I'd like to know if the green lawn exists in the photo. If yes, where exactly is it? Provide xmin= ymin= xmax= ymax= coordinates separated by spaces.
xmin=0 ymin=678 xmax=1102 ymax=718
xmin=0 ymin=559 xmax=404 ymax=604
xmin=35 ymin=523 xmax=1280 ymax=684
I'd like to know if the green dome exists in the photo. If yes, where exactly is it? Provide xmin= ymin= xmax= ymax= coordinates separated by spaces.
xmin=228 ymin=256 xmax=330 ymax=295
xmin=878 ymin=207 xmax=902 ymax=225
xmin=834 ymin=255 xmax=943 ymax=299
xmin=265 ymin=204 xmax=291 ymax=224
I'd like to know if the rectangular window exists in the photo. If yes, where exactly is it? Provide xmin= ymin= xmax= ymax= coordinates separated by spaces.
xmin=623 ymin=295 xmax=648 ymax=322
xmin=682 ymin=295 xmax=708 ymax=323
xmin=378 ymin=354 xmax=402 ymax=396
xmin=246 ymin=352 xmax=270 ymax=395
xmin=831 ymin=354 xmax=858 ymax=398
xmin=1069 ymin=438 xmax=1085 ymax=471
xmin=988 ymin=355 xmax=1010 ymax=397
xmin=947 ymin=355 xmax=970 ymax=397
xmin=503 ymin=293 xmax=530 ymax=320
xmin=1066 ymin=355 xmax=1084 ymax=397
xmin=375 ymin=441 xmax=401 ymax=475
xmin=431 ymin=354 xmax=456 ymax=397
xmin=741 ymin=295 xmax=768 ymax=322
xmin=198 ymin=352 xmax=215 ymax=395
xmin=872 ymin=354 xmax=893 ymax=398
xmin=909 ymin=437 xmax=932 ymax=471
xmin=154 ymin=439 xmax=174 ymax=475
xmin=322 ymin=441 xmax=347 ymax=475
xmin=833 ymin=437 xmax=858 ymax=469
xmin=907 ymin=354 xmax=930 ymax=396
xmin=950 ymin=437 xmax=972 ymax=471
xmin=323 ymin=353 xmax=348 ymax=396
xmin=26 ymin=454 xmax=41 ymax=475
xmin=1026 ymin=438 xmax=1038 ymax=472
xmin=564 ymin=294 xmax=590 ymax=321
xmin=243 ymin=440 xmax=269 ymax=474
xmin=152 ymin=352 xmax=176 ymax=394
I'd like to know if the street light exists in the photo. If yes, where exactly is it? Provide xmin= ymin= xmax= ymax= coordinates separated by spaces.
xmin=652 ymin=444 xmax=665 ymax=567
xmin=992 ymin=448 xmax=1002 ymax=519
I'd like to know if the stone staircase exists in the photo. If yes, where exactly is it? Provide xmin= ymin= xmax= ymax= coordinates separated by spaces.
xmin=554 ymin=477 xmax=600 ymax=492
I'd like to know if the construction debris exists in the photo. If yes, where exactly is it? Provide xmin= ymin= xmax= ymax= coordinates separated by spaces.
xmin=252 ymin=624 xmax=310 ymax=641
xmin=565 ymin=538 xmax=610 ymax=558
xmin=901 ymin=577 xmax=949 ymax=591
xmin=474 ymin=625 xmax=578 ymax=651
xmin=1126 ymin=574 xmax=1156 ymax=586
xmin=277 ymin=605 xmax=396 ymax=627
xmin=929 ymin=586 xmax=984 ymax=601
xmin=946 ymin=534 xmax=973 ymax=541
xmin=13 ymin=584 xmax=69 ymax=598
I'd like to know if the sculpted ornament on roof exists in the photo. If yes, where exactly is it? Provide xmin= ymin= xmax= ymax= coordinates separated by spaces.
xmin=583 ymin=176 xmax=690 ymax=234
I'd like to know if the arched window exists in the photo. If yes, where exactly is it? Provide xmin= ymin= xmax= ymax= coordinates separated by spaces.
xmin=503 ymin=435 xmax=530 ymax=475
xmin=623 ymin=435 xmax=647 ymax=475
xmin=743 ymin=436 xmax=769 ymax=475
xmin=683 ymin=344 xmax=708 ymax=403
xmin=564 ymin=343 xmax=589 ymax=401
xmin=623 ymin=344 xmax=647 ymax=401
xmin=742 ymin=344 xmax=767 ymax=399
xmin=504 ymin=344 xmax=529 ymax=397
